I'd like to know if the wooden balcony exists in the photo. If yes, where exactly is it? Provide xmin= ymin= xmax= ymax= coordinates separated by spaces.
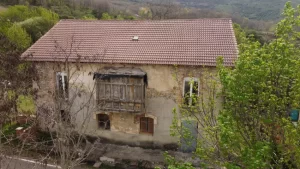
xmin=95 ymin=68 xmax=146 ymax=113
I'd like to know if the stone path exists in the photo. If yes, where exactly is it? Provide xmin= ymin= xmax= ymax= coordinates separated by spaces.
xmin=87 ymin=143 xmax=201 ymax=168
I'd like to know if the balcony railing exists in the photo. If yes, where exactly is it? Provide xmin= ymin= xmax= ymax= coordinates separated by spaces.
xmin=96 ymin=77 xmax=145 ymax=113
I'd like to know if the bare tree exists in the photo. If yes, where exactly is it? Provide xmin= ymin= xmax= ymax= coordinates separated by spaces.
xmin=0 ymin=30 xmax=106 ymax=168
xmin=91 ymin=0 xmax=110 ymax=19
xmin=0 ymin=33 xmax=41 ymax=169
xmin=32 ymin=36 xmax=107 ymax=169
xmin=147 ymin=0 xmax=182 ymax=20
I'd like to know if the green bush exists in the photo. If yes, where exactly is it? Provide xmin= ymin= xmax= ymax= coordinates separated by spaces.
xmin=6 ymin=24 xmax=31 ymax=49
xmin=0 ymin=5 xmax=59 ymax=48
xmin=17 ymin=95 xmax=35 ymax=115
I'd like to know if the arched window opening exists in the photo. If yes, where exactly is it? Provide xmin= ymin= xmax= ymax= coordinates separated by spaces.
xmin=98 ymin=114 xmax=110 ymax=130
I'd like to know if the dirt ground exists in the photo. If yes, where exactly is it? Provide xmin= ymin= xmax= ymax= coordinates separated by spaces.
xmin=87 ymin=142 xmax=201 ymax=168
xmin=0 ymin=5 xmax=7 ymax=12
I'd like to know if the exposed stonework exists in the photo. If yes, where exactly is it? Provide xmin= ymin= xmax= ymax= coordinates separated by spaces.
xmin=34 ymin=62 xmax=220 ymax=148
xmin=145 ymin=88 xmax=177 ymax=101
xmin=110 ymin=113 xmax=140 ymax=135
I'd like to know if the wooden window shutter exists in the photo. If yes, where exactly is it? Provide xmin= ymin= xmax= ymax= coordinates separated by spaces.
xmin=140 ymin=117 xmax=154 ymax=134
xmin=148 ymin=118 xmax=154 ymax=134
xmin=140 ymin=117 xmax=148 ymax=133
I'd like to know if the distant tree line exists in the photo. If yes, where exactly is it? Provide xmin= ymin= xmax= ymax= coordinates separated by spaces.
xmin=1 ymin=0 xmax=275 ymax=33
xmin=0 ymin=0 xmax=135 ymax=20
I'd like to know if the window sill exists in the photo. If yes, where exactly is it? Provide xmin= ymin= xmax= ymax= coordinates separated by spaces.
xmin=98 ymin=128 xmax=111 ymax=131
xmin=139 ymin=132 xmax=153 ymax=136
xmin=98 ymin=108 xmax=144 ymax=113
xmin=181 ymin=104 xmax=198 ymax=108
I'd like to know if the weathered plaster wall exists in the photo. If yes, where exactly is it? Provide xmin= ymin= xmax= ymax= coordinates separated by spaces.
xmin=34 ymin=62 xmax=57 ymax=129
xmin=34 ymin=62 xmax=56 ymax=107
xmin=110 ymin=113 xmax=139 ymax=134
xmin=34 ymin=62 xmax=221 ymax=148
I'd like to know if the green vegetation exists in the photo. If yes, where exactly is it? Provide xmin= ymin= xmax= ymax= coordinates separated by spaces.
xmin=6 ymin=24 xmax=32 ymax=49
xmin=0 ymin=1 xmax=138 ymax=50
xmin=168 ymin=2 xmax=300 ymax=169
xmin=1 ymin=122 xmax=31 ymax=143
xmin=0 ymin=0 xmax=281 ymax=33
xmin=1 ymin=0 xmax=136 ymax=20
xmin=17 ymin=95 xmax=35 ymax=115
xmin=0 ymin=6 xmax=54 ymax=121
xmin=101 ymin=12 xmax=135 ymax=20
xmin=0 ymin=5 xmax=59 ymax=49
xmin=50 ymin=5 xmax=95 ymax=19
xmin=2 ymin=122 xmax=18 ymax=137
xmin=5 ymin=90 xmax=35 ymax=116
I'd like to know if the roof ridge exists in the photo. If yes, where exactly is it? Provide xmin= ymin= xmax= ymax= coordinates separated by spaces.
xmin=60 ymin=18 xmax=232 ymax=22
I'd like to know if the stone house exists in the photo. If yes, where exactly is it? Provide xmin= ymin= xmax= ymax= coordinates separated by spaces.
xmin=22 ymin=19 xmax=238 ymax=150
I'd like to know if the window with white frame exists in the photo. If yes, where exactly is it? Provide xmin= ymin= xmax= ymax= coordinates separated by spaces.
xmin=56 ymin=72 xmax=68 ymax=99
xmin=183 ymin=77 xmax=199 ymax=106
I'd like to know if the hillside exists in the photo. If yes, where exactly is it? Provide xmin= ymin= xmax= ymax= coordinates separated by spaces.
xmin=0 ymin=0 xmax=278 ymax=32
xmin=176 ymin=0 xmax=300 ymax=20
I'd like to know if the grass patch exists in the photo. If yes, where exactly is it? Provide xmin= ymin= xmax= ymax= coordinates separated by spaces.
xmin=17 ymin=95 xmax=36 ymax=115
xmin=6 ymin=90 xmax=36 ymax=115
xmin=2 ymin=122 xmax=31 ymax=136
xmin=36 ymin=130 xmax=53 ymax=145
xmin=2 ymin=122 xmax=18 ymax=137
xmin=1 ymin=122 xmax=32 ymax=144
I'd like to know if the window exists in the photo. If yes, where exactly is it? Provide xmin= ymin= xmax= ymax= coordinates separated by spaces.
xmin=183 ymin=77 xmax=199 ymax=106
xmin=180 ymin=120 xmax=198 ymax=153
xmin=56 ymin=72 xmax=68 ymax=99
xmin=60 ymin=110 xmax=70 ymax=123
xmin=95 ymin=68 xmax=146 ymax=113
xmin=290 ymin=109 xmax=299 ymax=122
xmin=140 ymin=117 xmax=154 ymax=134
xmin=97 ymin=114 xmax=110 ymax=130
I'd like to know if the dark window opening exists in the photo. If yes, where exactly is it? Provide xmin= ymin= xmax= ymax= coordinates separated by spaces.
xmin=140 ymin=117 xmax=154 ymax=134
xmin=98 ymin=114 xmax=110 ymax=130
xmin=183 ymin=78 xmax=199 ymax=106
xmin=56 ymin=72 xmax=68 ymax=99
xmin=60 ymin=110 xmax=70 ymax=123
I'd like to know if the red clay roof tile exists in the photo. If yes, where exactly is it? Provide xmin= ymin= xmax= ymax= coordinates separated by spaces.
xmin=22 ymin=19 xmax=238 ymax=66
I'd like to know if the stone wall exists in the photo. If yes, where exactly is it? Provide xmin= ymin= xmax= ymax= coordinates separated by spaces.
xmin=34 ymin=62 xmax=220 ymax=148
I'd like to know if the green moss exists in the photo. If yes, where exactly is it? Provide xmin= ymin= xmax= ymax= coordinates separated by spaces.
xmin=2 ymin=122 xmax=30 ymax=136
xmin=17 ymin=95 xmax=36 ymax=115
xmin=2 ymin=122 xmax=17 ymax=136
xmin=7 ymin=90 xmax=16 ymax=100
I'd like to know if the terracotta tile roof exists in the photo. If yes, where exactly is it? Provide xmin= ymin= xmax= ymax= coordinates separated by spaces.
xmin=22 ymin=19 xmax=238 ymax=66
